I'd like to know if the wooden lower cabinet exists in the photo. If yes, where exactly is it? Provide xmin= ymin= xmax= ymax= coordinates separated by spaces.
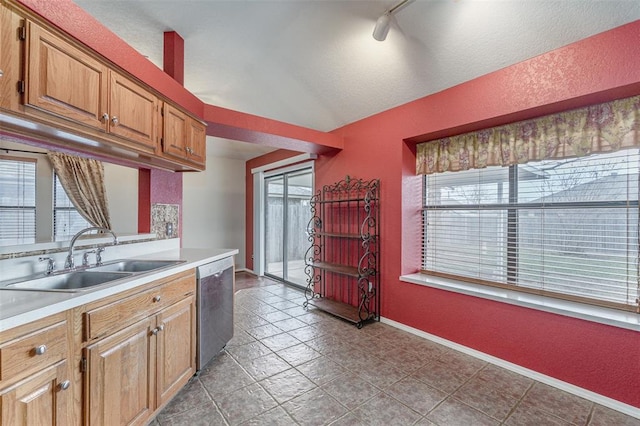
xmin=84 ymin=318 xmax=155 ymax=426
xmin=0 ymin=271 xmax=197 ymax=426
xmin=0 ymin=311 xmax=74 ymax=426
xmin=83 ymin=287 xmax=196 ymax=425
xmin=0 ymin=361 xmax=73 ymax=426
xmin=156 ymin=297 xmax=196 ymax=408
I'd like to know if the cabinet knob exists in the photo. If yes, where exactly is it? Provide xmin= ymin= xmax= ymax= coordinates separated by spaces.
xmin=101 ymin=113 xmax=109 ymax=122
xmin=151 ymin=324 xmax=165 ymax=335
xmin=59 ymin=380 xmax=71 ymax=391
xmin=111 ymin=116 xmax=119 ymax=126
xmin=153 ymin=295 xmax=161 ymax=303
xmin=34 ymin=345 xmax=47 ymax=355
xmin=0 ymin=69 xmax=4 ymax=77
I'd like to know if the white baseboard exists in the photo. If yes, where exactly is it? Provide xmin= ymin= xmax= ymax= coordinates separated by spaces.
xmin=380 ymin=317 xmax=640 ymax=420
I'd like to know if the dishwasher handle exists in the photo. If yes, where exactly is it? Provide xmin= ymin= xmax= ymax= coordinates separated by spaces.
xmin=197 ymin=256 xmax=234 ymax=279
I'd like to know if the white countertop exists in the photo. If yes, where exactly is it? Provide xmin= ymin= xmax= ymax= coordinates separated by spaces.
xmin=0 ymin=248 xmax=238 ymax=333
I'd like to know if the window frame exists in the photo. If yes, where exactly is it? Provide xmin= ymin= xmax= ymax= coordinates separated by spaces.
xmin=53 ymin=172 xmax=91 ymax=240
xmin=0 ymin=155 xmax=37 ymax=245
xmin=421 ymin=154 xmax=640 ymax=313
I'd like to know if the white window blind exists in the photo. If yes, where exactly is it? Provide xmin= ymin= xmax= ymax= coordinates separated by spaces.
xmin=54 ymin=174 xmax=90 ymax=240
xmin=423 ymin=149 xmax=640 ymax=311
xmin=0 ymin=156 xmax=36 ymax=245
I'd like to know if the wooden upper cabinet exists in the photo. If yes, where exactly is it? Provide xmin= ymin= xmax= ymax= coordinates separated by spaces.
xmin=109 ymin=72 xmax=158 ymax=153
xmin=3 ymin=11 xmax=204 ymax=171
xmin=0 ymin=4 xmax=23 ymax=113
xmin=25 ymin=21 xmax=109 ymax=130
xmin=187 ymin=118 xmax=206 ymax=166
xmin=162 ymin=102 xmax=188 ymax=159
xmin=24 ymin=21 xmax=159 ymax=155
xmin=162 ymin=102 xmax=206 ymax=169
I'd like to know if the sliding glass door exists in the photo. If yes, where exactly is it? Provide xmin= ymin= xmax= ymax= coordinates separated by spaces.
xmin=264 ymin=168 xmax=313 ymax=287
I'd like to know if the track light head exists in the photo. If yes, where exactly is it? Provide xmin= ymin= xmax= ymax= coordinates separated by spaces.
xmin=372 ymin=0 xmax=414 ymax=41
xmin=372 ymin=13 xmax=391 ymax=41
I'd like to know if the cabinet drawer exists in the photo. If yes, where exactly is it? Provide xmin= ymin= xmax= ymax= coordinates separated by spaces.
xmin=0 ymin=321 xmax=67 ymax=383
xmin=85 ymin=274 xmax=195 ymax=341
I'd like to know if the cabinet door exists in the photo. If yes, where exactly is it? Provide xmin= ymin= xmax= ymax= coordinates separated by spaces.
xmin=108 ymin=72 xmax=158 ymax=153
xmin=155 ymin=296 xmax=195 ymax=408
xmin=0 ymin=361 xmax=72 ymax=426
xmin=0 ymin=5 xmax=23 ymax=112
xmin=85 ymin=318 xmax=155 ymax=426
xmin=161 ymin=103 xmax=187 ymax=159
xmin=187 ymin=118 xmax=206 ymax=166
xmin=26 ymin=21 xmax=108 ymax=130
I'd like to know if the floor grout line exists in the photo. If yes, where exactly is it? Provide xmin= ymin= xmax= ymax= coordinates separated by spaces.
xmin=153 ymin=274 xmax=639 ymax=426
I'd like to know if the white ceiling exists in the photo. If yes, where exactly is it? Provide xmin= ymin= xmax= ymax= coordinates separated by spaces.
xmin=73 ymin=0 xmax=640 ymax=160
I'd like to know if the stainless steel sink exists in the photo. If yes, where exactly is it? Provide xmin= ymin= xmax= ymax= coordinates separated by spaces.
xmin=91 ymin=259 xmax=186 ymax=273
xmin=0 ymin=259 xmax=186 ymax=293
xmin=2 ymin=271 xmax=133 ymax=292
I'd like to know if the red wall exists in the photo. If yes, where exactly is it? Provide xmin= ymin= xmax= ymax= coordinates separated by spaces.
xmin=304 ymin=20 xmax=640 ymax=408
xmin=16 ymin=0 xmax=640 ymax=407
xmin=138 ymin=169 xmax=183 ymax=240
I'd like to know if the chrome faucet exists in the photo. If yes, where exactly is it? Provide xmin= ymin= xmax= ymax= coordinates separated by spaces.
xmin=95 ymin=247 xmax=106 ymax=266
xmin=82 ymin=250 xmax=96 ymax=267
xmin=65 ymin=227 xmax=118 ymax=270
xmin=39 ymin=256 xmax=56 ymax=275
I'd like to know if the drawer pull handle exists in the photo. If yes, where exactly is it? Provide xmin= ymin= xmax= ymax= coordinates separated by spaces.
xmin=59 ymin=380 xmax=71 ymax=391
xmin=153 ymin=295 xmax=161 ymax=303
xmin=34 ymin=345 xmax=47 ymax=355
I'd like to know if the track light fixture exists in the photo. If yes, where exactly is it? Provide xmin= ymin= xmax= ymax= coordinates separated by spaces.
xmin=372 ymin=0 xmax=414 ymax=41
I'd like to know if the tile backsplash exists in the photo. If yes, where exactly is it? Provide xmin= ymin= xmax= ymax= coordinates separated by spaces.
xmin=151 ymin=203 xmax=179 ymax=239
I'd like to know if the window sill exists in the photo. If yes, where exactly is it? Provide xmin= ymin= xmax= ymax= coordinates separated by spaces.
xmin=400 ymin=273 xmax=639 ymax=332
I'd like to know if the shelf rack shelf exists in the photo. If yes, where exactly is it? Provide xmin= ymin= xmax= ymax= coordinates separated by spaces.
xmin=303 ymin=176 xmax=380 ymax=328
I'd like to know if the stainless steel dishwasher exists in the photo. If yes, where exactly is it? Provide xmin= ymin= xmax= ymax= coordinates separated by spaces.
xmin=196 ymin=256 xmax=234 ymax=371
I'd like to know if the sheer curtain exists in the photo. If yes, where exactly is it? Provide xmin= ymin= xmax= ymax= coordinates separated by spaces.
xmin=47 ymin=152 xmax=112 ymax=230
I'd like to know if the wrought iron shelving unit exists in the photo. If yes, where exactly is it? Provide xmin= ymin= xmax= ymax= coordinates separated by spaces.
xmin=303 ymin=176 xmax=380 ymax=328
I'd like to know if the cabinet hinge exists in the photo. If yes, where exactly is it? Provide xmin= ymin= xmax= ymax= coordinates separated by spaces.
xmin=160 ymin=137 xmax=164 ymax=148
xmin=17 ymin=80 xmax=25 ymax=94
xmin=81 ymin=357 xmax=87 ymax=373
xmin=18 ymin=24 xmax=26 ymax=41
xmin=160 ymin=106 xmax=164 ymax=117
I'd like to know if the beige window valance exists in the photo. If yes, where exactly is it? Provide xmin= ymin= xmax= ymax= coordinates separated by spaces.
xmin=416 ymin=95 xmax=640 ymax=175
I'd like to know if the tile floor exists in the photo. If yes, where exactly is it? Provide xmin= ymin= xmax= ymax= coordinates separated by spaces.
xmin=150 ymin=273 xmax=639 ymax=426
